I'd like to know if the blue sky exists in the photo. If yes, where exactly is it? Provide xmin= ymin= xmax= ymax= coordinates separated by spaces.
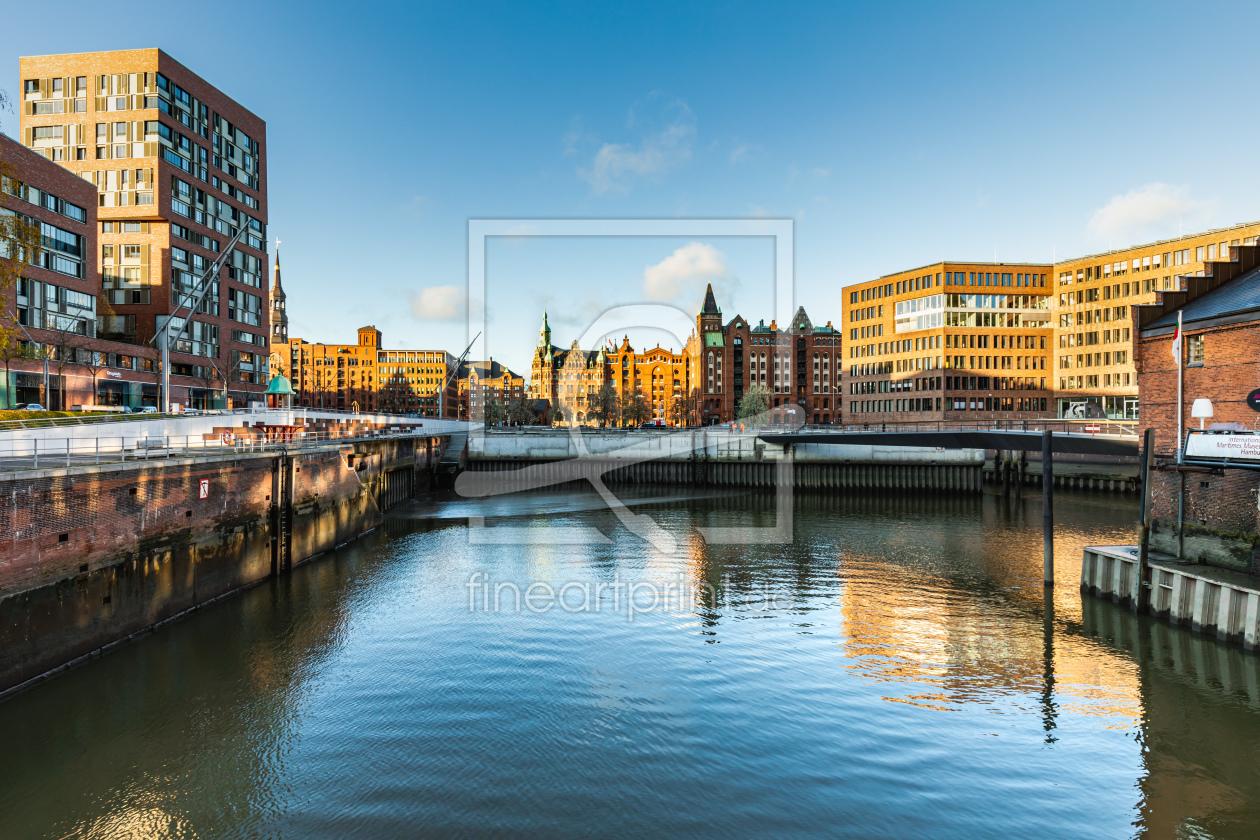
xmin=4 ymin=0 xmax=1260 ymax=375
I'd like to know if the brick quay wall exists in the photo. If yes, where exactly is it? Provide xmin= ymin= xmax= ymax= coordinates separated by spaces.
xmin=0 ymin=436 xmax=440 ymax=696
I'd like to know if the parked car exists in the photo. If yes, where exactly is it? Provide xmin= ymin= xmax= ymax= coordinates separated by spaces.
xmin=22 ymin=404 xmax=45 ymax=411
xmin=183 ymin=408 xmax=202 ymax=416
xmin=139 ymin=406 xmax=160 ymax=414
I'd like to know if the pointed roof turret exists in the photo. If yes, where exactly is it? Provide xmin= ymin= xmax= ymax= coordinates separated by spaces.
xmin=701 ymin=282 xmax=720 ymax=314
xmin=269 ymin=239 xmax=288 ymax=343
xmin=271 ymin=248 xmax=284 ymax=297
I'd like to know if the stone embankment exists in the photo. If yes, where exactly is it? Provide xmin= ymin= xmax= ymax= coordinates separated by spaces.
xmin=0 ymin=434 xmax=443 ymax=697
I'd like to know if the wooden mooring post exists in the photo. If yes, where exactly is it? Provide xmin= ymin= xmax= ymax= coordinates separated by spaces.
xmin=1134 ymin=427 xmax=1155 ymax=614
xmin=1043 ymin=430 xmax=1054 ymax=587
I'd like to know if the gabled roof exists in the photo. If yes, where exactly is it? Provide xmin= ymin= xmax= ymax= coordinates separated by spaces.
xmin=790 ymin=306 xmax=813 ymax=333
xmin=1145 ymin=262 xmax=1260 ymax=332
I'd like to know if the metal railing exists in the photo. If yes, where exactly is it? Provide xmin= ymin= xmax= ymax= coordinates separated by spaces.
xmin=0 ymin=427 xmax=446 ymax=475
xmin=801 ymin=419 xmax=1140 ymax=438
xmin=0 ymin=405 xmax=434 ymax=432
xmin=479 ymin=419 xmax=1139 ymax=439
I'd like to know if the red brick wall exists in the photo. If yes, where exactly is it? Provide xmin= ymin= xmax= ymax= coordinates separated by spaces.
xmin=1137 ymin=319 xmax=1260 ymax=455
xmin=0 ymin=438 xmax=422 ymax=693
xmin=0 ymin=453 xmax=276 ymax=595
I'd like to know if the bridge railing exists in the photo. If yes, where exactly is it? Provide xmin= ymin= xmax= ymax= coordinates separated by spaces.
xmin=812 ymin=419 xmax=1140 ymax=438
xmin=0 ymin=426 xmax=452 ymax=475
xmin=475 ymin=419 xmax=1139 ymax=439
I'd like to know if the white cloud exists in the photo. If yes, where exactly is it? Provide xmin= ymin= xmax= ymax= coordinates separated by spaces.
xmin=575 ymin=94 xmax=695 ymax=194
xmin=643 ymin=242 xmax=733 ymax=302
xmin=410 ymin=285 xmax=466 ymax=322
xmin=811 ymin=167 xmax=830 ymax=179
xmin=729 ymin=140 xmax=763 ymax=164
xmin=1088 ymin=183 xmax=1202 ymax=238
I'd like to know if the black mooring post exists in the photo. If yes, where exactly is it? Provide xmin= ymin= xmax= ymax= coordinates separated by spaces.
xmin=1135 ymin=427 xmax=1155 ymax=614
xmin=1043 ymin=429 xmax=1054 ymax=587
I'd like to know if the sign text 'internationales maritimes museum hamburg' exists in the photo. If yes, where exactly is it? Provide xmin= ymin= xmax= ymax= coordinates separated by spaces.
xmin=1184 ymin=431 xmax=1260 ymax=463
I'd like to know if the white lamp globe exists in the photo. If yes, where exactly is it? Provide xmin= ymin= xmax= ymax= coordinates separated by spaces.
xmin=1191 ymin=398 xmax=1214 ymax=429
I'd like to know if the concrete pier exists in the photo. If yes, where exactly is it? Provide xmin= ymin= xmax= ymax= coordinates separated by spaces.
xmin=1082 ymin=545 xmax=1260 ymax=650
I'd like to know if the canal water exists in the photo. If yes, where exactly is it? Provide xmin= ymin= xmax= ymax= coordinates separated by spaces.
xmin=2 ymin=488 xmax=1260 ymax=839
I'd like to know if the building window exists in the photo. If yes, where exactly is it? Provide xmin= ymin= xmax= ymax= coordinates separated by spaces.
xmin=1186 ymin=335 xmax=1204 ymax=366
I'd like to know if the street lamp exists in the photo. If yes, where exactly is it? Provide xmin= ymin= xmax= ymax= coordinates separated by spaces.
xmin=1191 ymin=398 xmax=1214 ymax=430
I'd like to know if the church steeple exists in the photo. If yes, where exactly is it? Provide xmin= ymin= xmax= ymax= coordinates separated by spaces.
xmin=269 ymin=238 xmax=288 ymax=345
xmin=539 ymin=310 xmax=552 ymax=347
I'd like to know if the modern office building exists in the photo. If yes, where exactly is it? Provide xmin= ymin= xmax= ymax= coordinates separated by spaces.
xmin=841 ymin=262 xmax=1054 ymax=422
xmin=286 ymin=327 xmax=458 ymax=417
xmin=838 ymin=221 xmax=1260 ymax=424
xmin=18 ymin=48 xmax=270 ymax=409
xmin=1051 ymin=221 xmax=1260 ymax=419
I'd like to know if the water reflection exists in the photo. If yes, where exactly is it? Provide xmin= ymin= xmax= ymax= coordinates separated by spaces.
xmin=0 ymin=488 xmax=1257 ymax=839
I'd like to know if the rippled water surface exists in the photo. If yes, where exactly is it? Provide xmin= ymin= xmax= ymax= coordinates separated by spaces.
xmin=3 ymin=488 xmax=1260 ymax=839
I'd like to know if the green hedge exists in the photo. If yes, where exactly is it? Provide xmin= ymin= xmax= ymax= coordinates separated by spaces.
xmin=0 ymin=410 xmax=80 ymax=421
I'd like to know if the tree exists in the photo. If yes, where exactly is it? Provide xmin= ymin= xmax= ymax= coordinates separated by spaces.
xmin=548 ymin=402 xmax=564 ymax=426
xmin=668 ymin=396 xmax=689 ymax=427
xmin=623 ymin=389 xmax=651 ymax=426
xmin=1 ymin=139 xmax=45 ymax=408
xmin=589 ymin=382 xmax=621 ymax=427
xmin=507 ymin=397 xmax=536 ymax=426
xmin=76 ymin=345 xmax=110 ymax=408
xmin=737 ymin=385 xmax=770 ymax=422
xmin=37 ymin=305 xmax=94 ymax=410
xmin=0 ymin=333 xmax=40 ymax=408
xmin=483 ymin=396 xmax=505 ymax=428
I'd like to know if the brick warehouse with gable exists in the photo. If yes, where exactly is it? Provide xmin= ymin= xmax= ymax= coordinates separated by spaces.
xmin=1135 ymin=240 xmax=1260 ymax=572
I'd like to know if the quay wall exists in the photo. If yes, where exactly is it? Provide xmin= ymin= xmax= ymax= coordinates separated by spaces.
xmin=1147 ymin=464 xmax=1260 ymax=574
xmin=465 ymin=430 xmax=985 ymax=492
xmin=0 ymin=436 xmax=440 ymax=696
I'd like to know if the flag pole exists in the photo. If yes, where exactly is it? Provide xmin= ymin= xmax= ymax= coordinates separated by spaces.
xmin=1176 ymin=310 xmax=1184 ymax=464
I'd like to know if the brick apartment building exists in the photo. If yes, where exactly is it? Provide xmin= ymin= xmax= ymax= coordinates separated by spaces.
xmin=457 ymin=359 xmax=525 ymax=420
xmin=286 ymin=327 xmax=459 ymax=418
xmin=1 ymin=134 xmax=111 ymax=408
xmin=17 ymin=49 xmax=270 ymax=409
xmin=528 ymin=285 xmax=842 ymax=426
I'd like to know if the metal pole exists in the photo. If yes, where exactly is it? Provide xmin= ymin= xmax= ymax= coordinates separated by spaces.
xmin=161 ymin=331 xmax=170 ymax=415
xmin=1042 ymin=429 xmax=1053 ymax=587
xmin=1176 ymin=311 xmax=1184 ymax=464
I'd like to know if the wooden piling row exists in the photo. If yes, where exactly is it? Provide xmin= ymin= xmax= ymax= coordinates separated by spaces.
xmin=464 ymin=459 xmax=986 ymax=493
